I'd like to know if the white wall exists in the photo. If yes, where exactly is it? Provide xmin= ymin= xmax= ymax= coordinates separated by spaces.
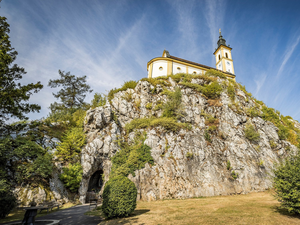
xmin=225 ymin=59 xmax=232 ymax=73
xmin=223 ymin=49 xmax=231 ymax=59
xmin=173 ymin=62 xmax=186 ymax=74
xmin=152 ymin=60 xmax=168 ymax=78
xmin=188 ymin=67 xmax=203 ymax=75
xmin=215 ymin=49 xmax=221 ymax=63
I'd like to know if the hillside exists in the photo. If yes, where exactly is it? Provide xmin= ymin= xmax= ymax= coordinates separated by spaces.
xmin=78 ymin=70 xmax=300 ymax=203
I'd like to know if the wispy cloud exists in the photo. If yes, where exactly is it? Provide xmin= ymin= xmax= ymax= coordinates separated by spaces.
xmin=276 ymin=34 xmax=300 ymax=78
xmin=204 ymin=0 xmax=226 ymax=55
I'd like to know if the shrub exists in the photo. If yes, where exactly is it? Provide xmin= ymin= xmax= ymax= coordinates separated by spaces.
xmin=227 ymin=160 xmax=232 ymax=170
xmin=273 ymin=153 xmax=300 ymax=214
xmin=204 ymin=130 xmax=212 ymax=143
xmin=108 ymin=80 xmax=137 ymax=102
xmin=186 ymin=152 xmax=193 ymax=159
xmin=0 ymin=180 xmax=16 ymax=218
xmin=227 ymin=85 xmax=235 ymax=101
xmin=246 ymin=107 xmax=260 ymax=117
xmin=231 ymin=171 xmax=238 ymax=179
xmin=205 ymin=69 xmax=227 ymax=79
xmin=201 ymin=81 xmax=223 ymax=99
xmin=162 ymin=87 xmax=183 ymax=118
xmin=59 ymin=162 xmax=83 ymax=192
xmin=111 ymin=140 xmax=154 ymax=178
xmin=244 ymin=123 xmax=260 ymax=142
xmin=270 ymin=140 xmax=277 ymax=149
xmin=145 ymin=103 xmax=152 ymax=110
xmin=125 ymin=117 xmax=191 ymax=133
xmin=102 ymin=175 xmax=137 ymax=219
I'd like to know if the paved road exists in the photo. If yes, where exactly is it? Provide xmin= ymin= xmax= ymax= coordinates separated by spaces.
xmin=38 ymin=204 xmax=102 ymax=225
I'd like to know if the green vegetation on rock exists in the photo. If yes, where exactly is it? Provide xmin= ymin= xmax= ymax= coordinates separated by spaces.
xmin=244 ymin=123 xmax=260 ymax=142
xmin=108 ymin=80 xmax=137 ymax=102
xmin=110 ymin=133 xmax=154 ymax=178
xmin=102 ymin=175 xmax=137 ymax=219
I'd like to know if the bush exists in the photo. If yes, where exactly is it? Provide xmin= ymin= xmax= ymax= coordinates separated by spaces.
xmin=273 ymin=153 xmax=300 ymax=214
xmin=205 ymin=69 xmax=227 ymax=79
xmin=186 ymin=152 xmax=193 ymax=159
xmin=110 ymin=138 xmax=154 ymax=178
xmin=108 ymin=80 xmax=137 ymax=102
xmin=162 ymin=87 xmax=183 ymax=118
xmin=202 ymin=81 xmax=223 ymax=99
xmin=59 ymin=162 xmax=83 ymax=192
xmin=227 ymin=85 xmax=235 ymax=101
xmin=102 ymin=175 xmax=137 ymax=219
xmin=244 ymin=123 xmax=260 ymax=142
xmin=125 ymin=117 xmax=191 ymax=133
xmin=0 ymin=180 xmax=16 ymax=218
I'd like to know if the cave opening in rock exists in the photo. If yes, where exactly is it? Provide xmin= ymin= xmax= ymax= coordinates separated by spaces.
xmin=88 ymin=170 xmax=103 ymax=193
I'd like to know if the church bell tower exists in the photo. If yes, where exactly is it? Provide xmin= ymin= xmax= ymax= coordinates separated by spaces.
xmin=213 ymin=29 xmax=235 ymax=75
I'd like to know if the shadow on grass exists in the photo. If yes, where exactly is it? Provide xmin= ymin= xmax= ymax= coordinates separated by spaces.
xmin=103 ymin=210 xmax=150 ymax=225
xmin=272 ymin=206 xmax=300 ymax=220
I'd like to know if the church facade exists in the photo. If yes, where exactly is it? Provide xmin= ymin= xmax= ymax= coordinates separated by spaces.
xmin=147 ymin=31 xmax=236 ymax=80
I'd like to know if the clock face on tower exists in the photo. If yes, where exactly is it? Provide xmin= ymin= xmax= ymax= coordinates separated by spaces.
xmin=227 ymin=62 xmax=230 ymax=66
xmin=218 ymin=64 xmax=221 ymax=68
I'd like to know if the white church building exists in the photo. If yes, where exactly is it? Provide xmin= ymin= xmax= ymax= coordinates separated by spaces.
xmin=147 ymin=30 xmax=236 ymax=80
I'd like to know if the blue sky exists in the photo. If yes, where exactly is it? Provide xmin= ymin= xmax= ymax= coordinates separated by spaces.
xmin=1 ymin=0 xmax=300 ymax=121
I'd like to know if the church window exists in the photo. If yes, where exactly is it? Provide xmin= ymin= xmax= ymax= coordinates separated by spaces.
xmin=225 ymin=53 xmax=228 ymax=58
xmin=159 ymin=66 xmax=163 ymax=71
xmin=193 ymin=71 xmax=196 ymax=75
xmin=218 ymin=55 xmax=220 ymax=60
xmin=177 ymin=67 xmax=181 ymax=70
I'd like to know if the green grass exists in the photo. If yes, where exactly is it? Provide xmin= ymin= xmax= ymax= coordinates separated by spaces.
xmin=125 ymin=117 xmax=191 ymax=133
xmin=94 ymin=191 xmax=300 ymax=225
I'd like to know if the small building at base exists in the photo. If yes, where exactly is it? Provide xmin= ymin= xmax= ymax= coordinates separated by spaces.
xmin=147 ymin=31 xmax=236 ymax=80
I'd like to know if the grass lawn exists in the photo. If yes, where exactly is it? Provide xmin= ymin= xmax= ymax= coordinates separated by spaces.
xmin=0 ymin=202 xmax=75 ymax=224
xmin=96 ymin=191 xmax=300 ymax=225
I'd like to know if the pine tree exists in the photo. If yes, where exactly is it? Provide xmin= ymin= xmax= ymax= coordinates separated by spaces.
xmin=0 ymin=16 xmax=43 ymax=127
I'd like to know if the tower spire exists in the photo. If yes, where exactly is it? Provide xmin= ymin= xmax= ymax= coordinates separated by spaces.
xmin=217 ymin=28 xmax=227 ymax=47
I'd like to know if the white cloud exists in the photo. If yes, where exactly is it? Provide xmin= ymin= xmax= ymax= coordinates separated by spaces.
xmin=276 ymin=34 xmax=300 ymax=78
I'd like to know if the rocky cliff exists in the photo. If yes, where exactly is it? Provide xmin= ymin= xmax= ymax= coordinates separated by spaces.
xmin=79 ymin=72 xmax=299 ymax=203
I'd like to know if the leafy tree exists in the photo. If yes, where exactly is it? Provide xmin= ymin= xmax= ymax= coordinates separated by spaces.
xmin=102 ymin=175 xmax=137 ymax=219
xmin=59 ymin=162 xmax=83 ymax=193
xmin=55 ymin=127 xmax=86 ymax=163
xmin=48 ymin=70 xmax=93 ymax=113
xmin=0 ymin=135 xmax=53 ymax=185
xmin=273 ymin=152 xmax=300 ymax=214
xmin=91 ymin=93 xmax=106 ymax=108
xmin=0 ymin=16 xmax=43 ymax=127
xmin=0 ymin=179 xmax=16 ymax=218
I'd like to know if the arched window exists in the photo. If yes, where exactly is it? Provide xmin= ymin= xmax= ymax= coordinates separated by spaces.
xmin=193 ymin=71 xmax=196 ymax=75
xmin=177 ymin=67 xmax=181 ymax=70
xmin=218 ymin=55 xmax=220 ymax=60
xmin=225 ymin=53 xmax=228 ymax=58
xmin=159 ymin=66 xmax=163 ymax=71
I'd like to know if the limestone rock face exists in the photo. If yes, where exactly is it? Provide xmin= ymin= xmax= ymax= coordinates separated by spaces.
xmin=15 ymin=170 xmax=69 ymax=206
xmin=79 ymin=76 xmax=298 ymax=202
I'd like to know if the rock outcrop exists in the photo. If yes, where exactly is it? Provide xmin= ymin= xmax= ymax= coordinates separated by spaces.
xmin=79 ymin=75 xmax=298 ymax=203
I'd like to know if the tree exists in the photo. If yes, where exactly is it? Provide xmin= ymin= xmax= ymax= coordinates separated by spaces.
xmin=48 ymin=70 xmax=93 ymax=113
xmin=0 ymin=16 xmax=43 ymax=127
xmin=273 ymin=152 xmax=300 ymax=214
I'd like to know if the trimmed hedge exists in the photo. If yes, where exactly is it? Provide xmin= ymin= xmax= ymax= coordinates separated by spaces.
xmin=102 ymin=176 xmax=137 ymax=219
